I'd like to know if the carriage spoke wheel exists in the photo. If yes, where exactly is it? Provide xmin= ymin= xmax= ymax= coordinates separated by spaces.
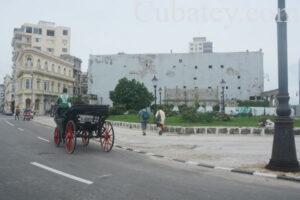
xmin=100 ymin=121 xmax=114 ymax=152
xmin=65 ymin=121 xmax=76 ymax=154
xmin=82 ymin=131 xmax=89 ymax=146
xmin=54 ymin=127 xmax=60 ymax=147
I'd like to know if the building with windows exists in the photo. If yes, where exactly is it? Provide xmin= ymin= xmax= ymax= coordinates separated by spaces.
xmin=3 ymin=75 xmax=14 ymax=114
xmin=88 ymin=50 xmax=264 ymax=106
xmin=80 ymin=72 xmax=88 ymax=95
xmin=15 ymin=48 xmax=74 ymax=115
xmin=189 ymin=37 xmax=213 ymax=53
xmin=12 ymin=21 xmax=71 ymax=59
xmin=60 ymin=54 xmax=83 ymax=95
xmin=0 ymin=84 xmax=5 ymax=112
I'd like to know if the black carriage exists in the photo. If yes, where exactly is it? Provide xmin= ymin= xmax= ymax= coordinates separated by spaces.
xmin=53 ymin=105 xmax=114 ymax=154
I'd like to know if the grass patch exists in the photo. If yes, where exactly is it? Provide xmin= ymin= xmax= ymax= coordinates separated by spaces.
xmin=108 ymin=114 xmax=300 ymax=127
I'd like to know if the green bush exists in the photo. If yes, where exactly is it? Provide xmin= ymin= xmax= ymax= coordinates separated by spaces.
xmin=109 ymin=105 xmax=126 ymax=115
xmin=213 ymin=104 xmax=220 ymax=112
xmin=237 ymin=100 xmax=269 ymax=107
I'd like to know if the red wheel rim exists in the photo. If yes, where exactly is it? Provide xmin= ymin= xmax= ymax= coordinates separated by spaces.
xmin=82 ymin=131 xmax=89 ymax=146
xmin=100 ymin=122 xmax=114 ymax=152
xmin=54 ymin=127 xmax=60 ymax=146
xmin=65 ymin=122 xmax=75 ymax=153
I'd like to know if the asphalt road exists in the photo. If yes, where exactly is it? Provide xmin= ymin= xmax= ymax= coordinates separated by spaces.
xmin=0 ymin=114 xmax=299 ymax=200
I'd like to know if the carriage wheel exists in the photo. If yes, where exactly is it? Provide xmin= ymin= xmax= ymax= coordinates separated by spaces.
xmin=100 ymin=121 xmax=114 ymax=152
xmin=65 ymin=121 xmax=76 ymax=154
xmin=82 ymin=131 xmax=89 ymax=146
xmin=54 ymin=127 xmax=60 ymax=147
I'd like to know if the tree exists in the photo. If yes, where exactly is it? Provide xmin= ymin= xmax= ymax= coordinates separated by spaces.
xmin=109 ymin=78 xmax=154 ymax=111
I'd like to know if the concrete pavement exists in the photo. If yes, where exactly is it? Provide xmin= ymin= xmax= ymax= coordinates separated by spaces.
xmin=1 ymin=114 xmax=300 ymax=200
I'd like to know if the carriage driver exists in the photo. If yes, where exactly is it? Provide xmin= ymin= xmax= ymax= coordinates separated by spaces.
xmin=55 ymin=88 xmax=72 ymax=140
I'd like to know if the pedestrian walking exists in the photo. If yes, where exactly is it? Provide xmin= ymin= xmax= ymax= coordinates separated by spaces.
xmin=138 ymin=108 xmax=149 ymax=136
xmin=15 ymin=106 xmax=20 ymax=120
xmin=155 ymin=109 xmax=166 ymax=135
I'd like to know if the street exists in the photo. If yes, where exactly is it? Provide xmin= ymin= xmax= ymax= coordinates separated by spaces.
xmin=0 ymin=114 xmax=299 ymax=200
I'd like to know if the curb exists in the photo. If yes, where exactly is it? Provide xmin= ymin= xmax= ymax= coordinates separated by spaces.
xmin=114 ymin=145 xmax=300 ymax=184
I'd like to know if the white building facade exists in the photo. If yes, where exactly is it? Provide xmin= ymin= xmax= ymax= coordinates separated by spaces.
xmin=189 ymin=37 xmax=213 ymax=53
xmin=12 ymin=21 xmax=71 ymax=60
xmin=88 ymin=51 xmax=264 ymax=106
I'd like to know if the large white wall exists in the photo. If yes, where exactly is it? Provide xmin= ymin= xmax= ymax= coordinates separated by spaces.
xmin=88 ymin=51 xmax=264 ymax=105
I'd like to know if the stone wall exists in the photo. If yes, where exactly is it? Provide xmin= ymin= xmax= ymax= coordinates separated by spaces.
xmin=110 ymin=121 xmax=300 ymax=136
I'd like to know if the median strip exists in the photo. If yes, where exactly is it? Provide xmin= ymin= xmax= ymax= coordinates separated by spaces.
xmin=30 ymin=162 xmax=93 ymax=185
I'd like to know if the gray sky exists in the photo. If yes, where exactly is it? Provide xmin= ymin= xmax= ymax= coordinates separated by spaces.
xmin=0 ymin=0 xmax=299 ymax=104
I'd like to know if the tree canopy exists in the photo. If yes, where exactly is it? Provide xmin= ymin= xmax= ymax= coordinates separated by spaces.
xmin=109 ymin=78 xmax=154 ymax=111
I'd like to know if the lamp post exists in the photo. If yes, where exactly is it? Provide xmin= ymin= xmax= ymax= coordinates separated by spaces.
xmin=266 ymin=0 xmax=300 ymax=172
xmin=183 ymin=85 xmax=187 ymax=105
xmin=220 ymin=79 xmax=226 ymax=115
xmin=158 ymin=87 xmax=162 ymax=105
xmin=152 ymin=75 xmax=158 ymax=108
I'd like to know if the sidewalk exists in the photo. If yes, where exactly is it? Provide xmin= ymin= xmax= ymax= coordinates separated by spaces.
xmin=33 ymin=116 xmax=300 ymax=178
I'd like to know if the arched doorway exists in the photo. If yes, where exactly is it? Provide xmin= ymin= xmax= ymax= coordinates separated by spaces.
xmin=25 ymin=98 xmax=31 ymax=109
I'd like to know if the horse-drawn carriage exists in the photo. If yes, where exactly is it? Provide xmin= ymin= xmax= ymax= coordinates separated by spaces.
xmin=53 ymin=105 xmax=114 ymax=154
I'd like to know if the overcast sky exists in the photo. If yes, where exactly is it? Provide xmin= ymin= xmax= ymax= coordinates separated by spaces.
xmin=0 ymin=0 xmax=299 ymax=104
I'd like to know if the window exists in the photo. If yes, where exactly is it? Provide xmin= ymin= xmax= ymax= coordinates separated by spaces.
xmin=58 ymin=66 xmax=61 ymax=73
xmin=34 ymin=46 xmax=41 ymax=50
xmin=237 ymin=75 xmax=241 ymax=79
xmin=62 ymin=48 xmax=68 ymax=53
xmin=173 ymin=65 xmax=176 ymax=68
xmin=208 ymin=65 xmax=212 ymax=69
xmin=44 ymin=61 xmax=48 ymax=70
xmin=226 ymin=86 xmax=229 ymax=90
xmin=52 ymin=64 xmax=55 ymax=72
xmin=37 ymin=59 xmax=41 ymax=68
xmin=250 ymin=96 xmax=256 ymax=100
xmin=179 ymin=59 xmax=182 ymax=63
xmin=193 ymin=77 xmax=197 ymax=80
xmin=37 ymin=79 xmax=41 ymax=90
xmin=63 ymin=68 xmax=66 ymax=75
xmin=44 ymin=81 xmax=49 ymax=91
xmin=26 ymin=57 xmax=33 ymax=67
xmin=25 ymin=79 xmax=31 ymax=89
xmin=58 ymin=83 xmax=61 ymax=92
xmin=194 ymin=66 xmax=198 ymax=69
xmin=63 ymin=30 xmax=68 ymax=35
xmin=47 ymin=30 xmax=55 ymax=36
xmin=47 ymin=48 xmax=54 ymax=53
xmin=25 ymin=27 xmax=32 ymax=33
xmin=220 ymin=65 xmax=224 ymax=69
xmin=35 ymin=38 xmax=41 ymax=42
xmin=33 ymin=28 xmax=42 ymax=34
xmin=69 ymin=69 xmax=71 ymax=77
xmin=208 ymin=86 xmax=212 ymax=89
xmin=238 ymin=87 xmax=241 ymax=90
xmin=51 ymin=81 xmax=54 ymax=92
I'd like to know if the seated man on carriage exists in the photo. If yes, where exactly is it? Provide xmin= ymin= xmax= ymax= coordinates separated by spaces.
xmin=54 ymin=88 xmax=72 ymax=141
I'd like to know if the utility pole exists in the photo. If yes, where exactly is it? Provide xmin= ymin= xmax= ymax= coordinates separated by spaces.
xmin=266 ymin=0 xmax=300 ymax=172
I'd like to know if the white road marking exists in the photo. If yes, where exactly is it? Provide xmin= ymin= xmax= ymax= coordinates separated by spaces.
xmin=186 ymin=161 xmax=199 ymax=166
xmin=37 ymin=137 xmax=50 ymax=143
xmin=253 ymin=172 xmax=277 ymax=178
xmin=30 ymin=162 xmax=93 ymax=185
xmin=5 ymin=121 xmax=15 ymax=127
xmin=214 ymin=166 xmax=234 ymax=171
xmin=17 ymin=128 xmax=24 ymax=132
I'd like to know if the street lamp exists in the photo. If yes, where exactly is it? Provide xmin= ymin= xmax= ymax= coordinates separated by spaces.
xmin=152 ymin=75 xmax=158 ymax=108
xmin=158 ymin=87 xmax=162 ymax=105
xmin=183 ymin=85 xmax=187 ymax=105
xmin=220 ymin=79 xmax=226 ymax=114
xmin=266 ymin=0 xmax=300 ymax=172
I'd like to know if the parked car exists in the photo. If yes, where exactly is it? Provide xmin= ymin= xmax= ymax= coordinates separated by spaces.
xmin=23 ymin=109 xmax=33 ymax=121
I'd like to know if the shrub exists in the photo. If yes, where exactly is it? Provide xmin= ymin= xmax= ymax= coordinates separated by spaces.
xmin=109 ymin=105 xmax=126 ymax=115
xmin=213 ymin=104 xmax=220 ymax=112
